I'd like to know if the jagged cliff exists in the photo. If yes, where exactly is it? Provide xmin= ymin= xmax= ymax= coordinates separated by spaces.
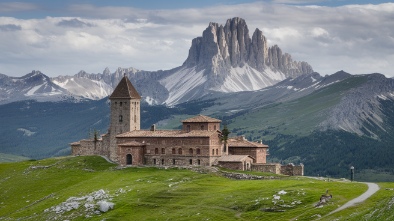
xmin=184 ymin=17 xmax=313 ymax=81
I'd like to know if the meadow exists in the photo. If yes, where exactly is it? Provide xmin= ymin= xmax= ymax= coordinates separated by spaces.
xmin=1 ymin=156 xmax=393 ymax=220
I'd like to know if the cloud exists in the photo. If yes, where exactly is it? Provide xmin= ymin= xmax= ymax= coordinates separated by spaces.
xmin=0 ymin=2 xmax=393 ymax=78
xmin=57 ymin=18 xmax=94 ymax=28
xmin=0 ymin=2 xmax=37 ymax=12
xmin=0 ymin=24 xmax=22 ymax=31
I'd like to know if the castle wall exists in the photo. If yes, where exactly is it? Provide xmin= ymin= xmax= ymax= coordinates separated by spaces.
xmin=281 ymin=164 xmax=304 ymax=176
xmin=71 ymin=139 xmax=105 ymax=156
xmin=251 ymin=163 xmax=281 ymax=174
xmin=116 ymin=134 xmax=222 ymax=166
xmin=182 ymin=122 xmax=220 ymax=132
xmin=229 ymin=147 xmax=267 ymax=163
xmin=118 ymin=146 xmax=144 ymax=166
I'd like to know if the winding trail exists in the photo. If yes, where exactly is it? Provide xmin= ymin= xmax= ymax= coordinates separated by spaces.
xmin=328 ymin=182 xmax=380 ymax=215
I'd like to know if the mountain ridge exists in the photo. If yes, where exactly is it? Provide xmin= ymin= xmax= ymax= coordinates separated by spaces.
xmin=0 ymin=17 xmax=313 ymax=106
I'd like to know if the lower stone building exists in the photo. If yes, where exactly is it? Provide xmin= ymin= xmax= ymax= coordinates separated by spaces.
xmin=70 ymin=76 xmax=303 ymax=176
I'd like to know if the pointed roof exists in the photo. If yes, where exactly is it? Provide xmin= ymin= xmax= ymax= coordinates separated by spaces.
xmin=182 ymin=115 xmax=221 ymax=123
xmin=109 ymin=76 xmax=141 ymax=99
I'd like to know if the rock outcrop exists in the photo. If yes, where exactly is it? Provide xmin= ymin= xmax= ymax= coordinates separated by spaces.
xmin=183 ymin=17 xmax=313 ymax=78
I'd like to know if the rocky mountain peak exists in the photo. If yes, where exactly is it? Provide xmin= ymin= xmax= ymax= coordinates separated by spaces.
xmin=183 ymin=17 xmax=313 ymax=79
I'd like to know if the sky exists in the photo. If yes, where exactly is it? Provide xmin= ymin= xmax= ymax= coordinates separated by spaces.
xmin=0 ymin=0 xmax=393 ymax=78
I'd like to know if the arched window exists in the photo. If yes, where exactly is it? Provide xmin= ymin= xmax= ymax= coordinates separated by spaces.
xmin=212 ymin=149 xmax=215 ymax=155
xmin=161 ymin=148 xmax=165 ymax=154
xmin=119 ymin=115 xmax=123 ymax=122
xmin=172 ymin=148 xmax=176 ymax=154
xmin=189 ymin=159 xmax=192 ymax=165
xmin=186 ymin=125 xmax=190 ymax=132
xmin=189 ymin=148 xmax=193 ymax=155
xmin=120 ymin=102 xmax=123 ymax=106
xmin=201 ymin=125 xmax=204 ymax=130
xmin=216 ymin=149 xmax=218 ymax=155
xmin=153 ymin=159 xmax=156 ymax=164
xmin=196 ymin=148 xmax=201 ymax=155
xmin=214 ymin=125 xmax=217 ymax=130
xmin=172 ymin=159 xmax=176 ymax=165
xmin=197 ymin=159 xmax=201 ymax=165
xmin=155 ymin=148 xmax=159 ymax=154
xmin=178 ymin=148 xmax=183 ymax=154
xmin=126 ymin=154 xmax=132 ymax=165
xmin=161 ymin=159 xmax=164 ymax=165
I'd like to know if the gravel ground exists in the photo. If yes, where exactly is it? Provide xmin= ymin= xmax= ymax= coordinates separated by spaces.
xmin=329 ymin=182 xmax=380 ymax=215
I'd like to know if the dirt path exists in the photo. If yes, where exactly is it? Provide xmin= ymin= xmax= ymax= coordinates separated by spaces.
xmin=328 ymin=182 xmax=380 ymax=215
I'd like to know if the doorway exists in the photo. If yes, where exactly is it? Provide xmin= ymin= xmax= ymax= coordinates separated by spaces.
xmin=126 ymin=154 xmax=132 ymax=165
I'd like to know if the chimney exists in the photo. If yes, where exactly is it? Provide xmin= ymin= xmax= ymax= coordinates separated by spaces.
xmin=150 ymin=124 xmax=156 ymax=131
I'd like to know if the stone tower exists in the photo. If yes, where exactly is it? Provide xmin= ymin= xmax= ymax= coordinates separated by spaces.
xmin=108 ymin=76 xmax=141 ymax=161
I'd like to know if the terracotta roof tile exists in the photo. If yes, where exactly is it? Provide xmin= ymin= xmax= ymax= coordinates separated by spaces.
xmin=182 ymin=115 xmax=221 ymax=123
xmin=109 ymin=76 xmax=141 ymax=99
xmin=228 ymin=137 xmax=269 ymax=148
xmin=217 ymin=155 xmax=254 ymax=162
xmin=118 ymin=141 xmax=146 ymax=146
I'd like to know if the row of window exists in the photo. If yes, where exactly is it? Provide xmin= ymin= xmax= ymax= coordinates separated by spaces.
xmin=154 ymin=148 xmax=201 ymax=155
xmin=118 ymin=114 xmax=137 ymax=123
xmin=153 ymin=148 xmax=220 ymax=155
xmin=153 ymin=158 xmax=201 ymax=165
xmin=185 ymin=125 xmax=217 ymax=132
xmin=114 ymin=101 xmax=139 ymax=106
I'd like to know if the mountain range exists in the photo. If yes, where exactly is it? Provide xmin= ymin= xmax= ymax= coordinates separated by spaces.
xmin=1 ymin=17 xmax=312 ymax=106
xmin=1 ymin=17 xmax=394 ymax=181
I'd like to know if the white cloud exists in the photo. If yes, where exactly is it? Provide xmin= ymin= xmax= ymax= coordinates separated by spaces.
xmin=0 ymin=2 xmax=393 ymax=78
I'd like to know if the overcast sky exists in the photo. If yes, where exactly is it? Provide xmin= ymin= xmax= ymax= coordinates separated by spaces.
xmin=0 ymin=0 xmax=393 ymax=77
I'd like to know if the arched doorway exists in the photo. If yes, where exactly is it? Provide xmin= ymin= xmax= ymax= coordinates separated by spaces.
xmin=126 ymin=154 xmax=132 ymax=165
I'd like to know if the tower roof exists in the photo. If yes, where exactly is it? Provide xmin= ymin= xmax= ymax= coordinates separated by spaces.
xmin=109 ymin=76 xmax=141 ymax=99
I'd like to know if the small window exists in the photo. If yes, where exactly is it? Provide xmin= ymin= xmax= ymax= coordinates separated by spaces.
xmin=178 ymin=148 xmax=183 ymax=155
xmin=161 ymin=148 xmax=165 ymax=154
xmin=189 ymin=159 xmax=192 ymax=165
xmin=172 ymin=148 xmax=176 ymax=154
xmin=187 ymin=125 xmax=191 ymax=132
xmin=115 ymin=102 xmax=117 ymax=105
xmin=212 ymin=149 xmax=214 ymax=155
xmin=161 ymin=159 xmax=164 ymax=165
xmin=119 ymin=115 xmax=123 ymax=122
xmin=216 ymin=149 xmax=218 ymax=155
xmin=153 ymin=159 xmax=156 ymax=164
xmin=201 ymin=125 xmax=204 ymax=130
xmin=196 ymin=148 xmax=200 ymax=155
xmin=120 ymin=102 xmax=123 ymax=106
xmin=197 ymin=159 xmax=200 ymax=165
xmin=189 ymin=148 xmax=193 ymax=155
xmin=155 ymin=148 xmax=159 ymax=154
xmin=214 ymin=125 xmax=217 ymax=130
xmin=172 ymin=159 xmax=176 ymax=165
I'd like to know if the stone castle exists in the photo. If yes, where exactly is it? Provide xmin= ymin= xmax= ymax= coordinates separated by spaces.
xmin=71 ymin=76 xmax=303 ymax=175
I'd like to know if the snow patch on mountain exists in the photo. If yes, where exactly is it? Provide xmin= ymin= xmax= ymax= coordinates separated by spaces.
xmin=25 ymin=85 xmax=43 ymax=96
xmin=160 ymin=67 xmax=206 ymax=105
xmin=218 ymin=65 xmax=285 ymax=92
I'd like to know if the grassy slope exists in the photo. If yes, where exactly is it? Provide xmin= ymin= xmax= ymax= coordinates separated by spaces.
xmin=0 ymin=156 xmax=377 ymax=221
xmin=227 ymin=75 xmax=368 ymax=139
xmin=0 ymin=153 xmax=30 ymax=162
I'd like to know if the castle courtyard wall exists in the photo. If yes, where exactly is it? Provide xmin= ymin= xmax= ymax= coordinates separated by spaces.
xmin=251 ymin=163 xmax=281 ymax=174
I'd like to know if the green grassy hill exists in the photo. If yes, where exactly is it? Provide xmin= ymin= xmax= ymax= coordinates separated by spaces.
xmin=0 ymin=153 xmax=30 ymax=162
xmin=1 ymin=156 xmax=393 ymax=220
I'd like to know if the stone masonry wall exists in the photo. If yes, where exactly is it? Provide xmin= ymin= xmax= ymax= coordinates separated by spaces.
xmin=116 ymin=134 xmax=222 ymax=166
xmin=281 ymin=164 xmax=304 ymax=176
xmin=251 ymin=163 xmax=281 ymax=174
